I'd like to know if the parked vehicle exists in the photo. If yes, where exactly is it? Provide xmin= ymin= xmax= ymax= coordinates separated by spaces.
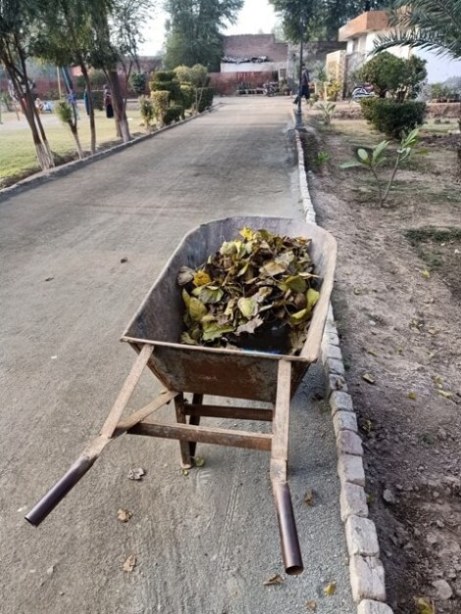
xmin=351 ymin=84 xmax=375 ymax=101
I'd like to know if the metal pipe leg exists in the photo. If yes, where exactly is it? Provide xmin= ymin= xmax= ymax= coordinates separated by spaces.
xmin=272 ymin=480 xmax=303 ymax=575
xmin=189 ymin=393 xmax=203 ymax=458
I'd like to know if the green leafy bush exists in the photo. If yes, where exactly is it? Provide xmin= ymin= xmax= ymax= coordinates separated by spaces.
xmin=151 ymin=90 xmax=170 ymax=127
xmin=359 ymin=52 xmax=427 ymax=101
xmin=149 ymin=71 xmax=182 ymax=102
xmin=130 ymin=72 xmax=147 ymax=96
xmin=361 ymin=99 xmax=426 ymax=138
xmin=180 ymin=85 xmax=194 ymax=110
xmin=92 ymin=90 xmax=104 ymax=111
xmin=359 ymin=97 xmax=376 ymax=121
xmin=139 ymin=96 xmax=155 ymax=131
xmin=196 ymin=87 xmax=214 ymax=112
xmin=164 ymin=104 xmax=184 ymax=125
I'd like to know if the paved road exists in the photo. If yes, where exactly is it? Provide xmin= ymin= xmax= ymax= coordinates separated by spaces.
xmin=1 ymin=97 xmax=354 ymax=614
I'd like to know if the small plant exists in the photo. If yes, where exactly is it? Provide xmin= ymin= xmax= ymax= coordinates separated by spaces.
xmin=340 ymin=128 xmax=420 ymax=206
xmin=139 ymin=96 xmax=155 ymax=132
xmin=55 ymin=100 xmax=83 ymax=159
xmin=316 ymin=151 xmax=330 ymax=170
xmin=316 ymin=101 xmax=336 ymax=125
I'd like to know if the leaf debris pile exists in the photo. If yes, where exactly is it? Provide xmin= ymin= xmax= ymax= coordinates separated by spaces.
xmin=178 ymin=227 xmax=320 ymax=353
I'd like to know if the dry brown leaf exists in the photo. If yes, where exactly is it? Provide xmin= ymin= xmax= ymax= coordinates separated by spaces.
xmin=306 ymin=600 xmax=317 ymax=611
xmin=122 ymin=554 xmax=137 ymax=572
xmin=304 ymin=488 xmax=315 ymax=507
xmin=362 ymin=373 xmax=375 ymax=385
xmin=408 ymin=391 xmax=417 ymax=401
xmin=263 ymin=574 xmax=284 ymax=586
xmin=127 ymin=467 xmax=145 ymax=481
xmin=323 ymin=581 xmax=336 ymax=596
xmin=117 ymin=509 xmax=133 ymax=523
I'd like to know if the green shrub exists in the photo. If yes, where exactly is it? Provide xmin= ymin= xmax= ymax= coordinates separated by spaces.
xmin=152 ymin=71 xmax=176 ymax=83
xmin=362 ymin=99 xmax=426 ymax=138
xmin=130 ymin=72 xmax=147 ymax=96
xmin=151 ymin=90 xmax=170 ymax=127
xmin=180 ymin=85 xmax=195 ymax=110
xmin=359 ymin=97 xmax=376 ymax=121
xmin=92 ymin=90 xmax=104 ymax=111
xmin=164 ymin=104 xmax=184 ymax=125
xmin=196 ymin=87 xmax=214 ymax=112
xmin=139 ymin=96 xmax=155 ymax=130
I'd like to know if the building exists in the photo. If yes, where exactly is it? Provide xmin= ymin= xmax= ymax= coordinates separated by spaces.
xmin=221 ymin=34 xmax=289 ymax=80
xmin=336 ymin=9 xmax=461 ymax=86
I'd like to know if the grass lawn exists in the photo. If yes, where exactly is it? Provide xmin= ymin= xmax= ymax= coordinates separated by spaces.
xmin=0 ymin=101 xmax=145 ymax=187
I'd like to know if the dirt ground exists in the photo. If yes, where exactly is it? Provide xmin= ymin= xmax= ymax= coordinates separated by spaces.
xmin=303 ymin=113 xmax=461 ymax=613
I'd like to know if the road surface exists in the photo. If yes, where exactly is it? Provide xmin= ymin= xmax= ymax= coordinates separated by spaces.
xmin=1 ymin=97 xmax=354 ymax=614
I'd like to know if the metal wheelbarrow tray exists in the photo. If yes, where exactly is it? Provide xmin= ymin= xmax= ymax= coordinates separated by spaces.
xmin=26 ymin=216 xmax=337 ymax=575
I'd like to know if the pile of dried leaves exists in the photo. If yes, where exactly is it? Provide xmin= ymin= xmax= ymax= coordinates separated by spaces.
xmin=177 ymin=227 xmax=320 ymax=354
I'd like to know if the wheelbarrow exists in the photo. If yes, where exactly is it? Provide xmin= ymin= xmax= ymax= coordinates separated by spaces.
xmin=26 ymin=216 xmax=336 ymax=576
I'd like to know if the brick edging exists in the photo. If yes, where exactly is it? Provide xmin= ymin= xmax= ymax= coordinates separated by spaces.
xmin=294 ymin=126 xmax=394 ymax=614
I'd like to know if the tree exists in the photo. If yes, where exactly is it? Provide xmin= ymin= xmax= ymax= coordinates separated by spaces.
xmin=31 ymin=0 xmax=98 ymax=154
xmin=164 ymin=0 xmax=244 ymax=71
xmin=373 ymin=0 xmax=461 ymax=174
xmin=359 ymin=51 xmax=427 ymax=99
xmin=270 ymin=1 xmax=392 ymax=42
xmin=0 ymin=0 xmax=54 ymax=170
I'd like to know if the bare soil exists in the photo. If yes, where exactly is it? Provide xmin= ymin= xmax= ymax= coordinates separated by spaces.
xmin=303 ymin=117 xmax=461 ymax=613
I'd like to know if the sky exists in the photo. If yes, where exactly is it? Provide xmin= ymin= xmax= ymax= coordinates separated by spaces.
xmin=139 ymin=0 xmax=278 ymax=56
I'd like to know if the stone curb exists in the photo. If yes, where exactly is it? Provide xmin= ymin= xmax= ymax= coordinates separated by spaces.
xmin=0 ymin=107 xmax=213 ymax=203
xmin=294 ymin=127 xmax=394 ymax=614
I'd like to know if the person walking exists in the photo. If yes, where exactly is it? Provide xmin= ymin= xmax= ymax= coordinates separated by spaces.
xmin=103 ymin=85 xmax=114 ymax=119
xmin=293 ymin=64 xmax=310 ymax=104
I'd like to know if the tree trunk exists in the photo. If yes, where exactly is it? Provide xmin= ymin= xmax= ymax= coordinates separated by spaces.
xmin=108 ymin=69 xmax=131 ymax=143
xmin=80 ymin=62 xmax=96 ymax=155
xmin=70 ymin=125 xmax=84 ymax=160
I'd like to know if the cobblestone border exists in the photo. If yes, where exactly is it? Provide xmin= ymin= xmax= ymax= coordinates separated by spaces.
xmin=294 ymin=127 xmax=394 ymax=614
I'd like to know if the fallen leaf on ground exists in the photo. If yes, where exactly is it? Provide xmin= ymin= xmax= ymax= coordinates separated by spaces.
xmin=362 ymin=373 xmax=375 ymax=385
xmin=182 ymin=469 xmax=190 ymax=476
xmin=323 ymin=581 xmax=336 ymax=596
xmin=408 ymin=391 xmax=417 ymax=400
xmin=127 ymin=468 xmax=145 ymax=481
xmin=122 ymin=554 xmax=137 ymax=572
xmin=117 ymin=509 xmax=133 ymax=523
xmin=44 ymin=276 xmax=54 ymax=282
xmin=194 ymin=457 xmax=205 ymax=467
xmin=415 ymin=596 xmax=436 ymax=614
xmin=438 ymin=390 xmax=453 ymax=399
xmin=422 ymin=270 xmax=431 ymax=279
xmin=304 ymin=488 xmax=315 ymax=506
xmin=306 ymin=600 xmax=317 ymax=611
xmin=263 ymin=574 xmax=284 ymax=586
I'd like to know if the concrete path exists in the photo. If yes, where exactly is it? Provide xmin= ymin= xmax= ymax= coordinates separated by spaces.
xmin=0 ymin=97 xmax=354 ymax=614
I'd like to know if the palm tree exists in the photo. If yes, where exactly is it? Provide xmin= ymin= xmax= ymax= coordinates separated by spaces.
xmin=373 ymin=0 xmax=461 ymax=175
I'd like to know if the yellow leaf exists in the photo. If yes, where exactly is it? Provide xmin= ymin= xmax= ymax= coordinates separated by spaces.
xmin=193 ymin=270 xmax=211 ymax=286
xmin=415 ymin=596 xmax=435 ymax=614
xmin=421 ymin=270 xmax=431 ymax=279
xmin=408 ymin=391 xmax=417 ymax=400
xmin=323 ymin=581 xmax=336 ymax=596
xmin=306 ymin=288 xmax=320 ymax=311
xmin=188 ymin=297 xmax=207 ymax=322
xmin=438 ymin=390 xmax=453 ymax=399
xmin=239 ymin=227 xmax=255 ymax=240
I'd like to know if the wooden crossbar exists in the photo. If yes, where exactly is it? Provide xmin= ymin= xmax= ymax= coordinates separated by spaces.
xmin=185 ymin=404 xmax=273 ymax=422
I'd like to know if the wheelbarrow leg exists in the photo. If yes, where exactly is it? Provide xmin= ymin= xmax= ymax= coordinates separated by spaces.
xmin=189 ymin=393 xmax=203 ymax=458
xmin=175 ymin=393 xmax=193 ymax=469
xmin=271 ymin=359 xmax=304 ymax=575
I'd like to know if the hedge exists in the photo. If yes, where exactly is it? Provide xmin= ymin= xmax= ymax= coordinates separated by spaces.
xmin=360 ymin=98 xmax=426 ymax=138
